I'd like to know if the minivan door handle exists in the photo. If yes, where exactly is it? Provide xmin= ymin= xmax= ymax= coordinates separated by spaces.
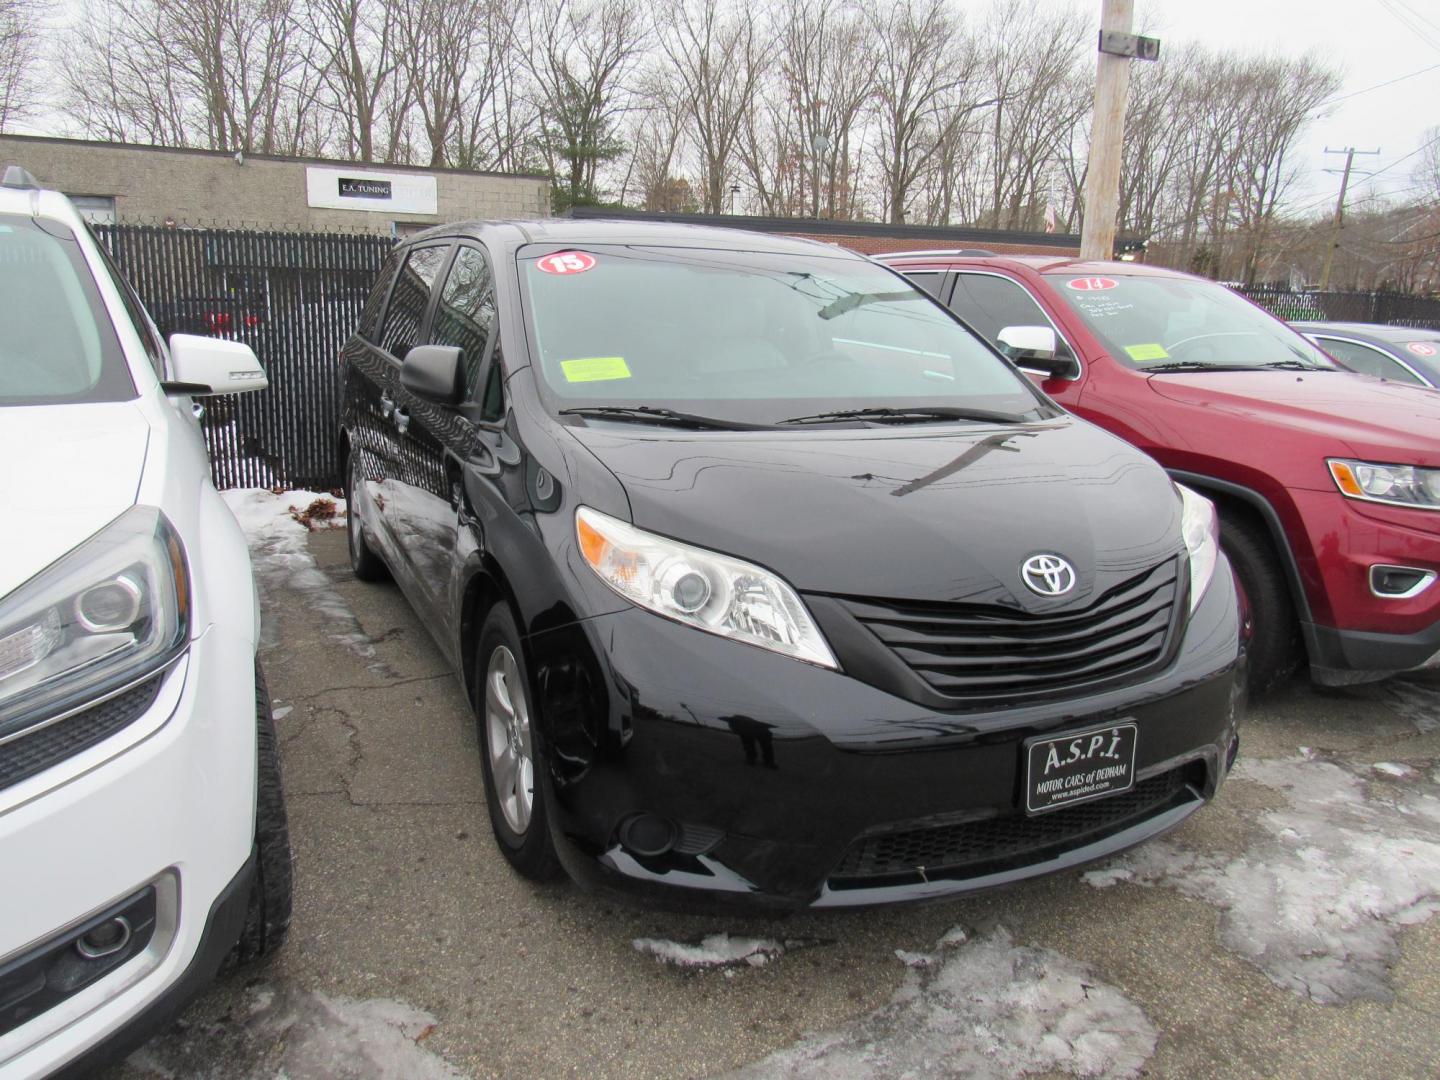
xmin=379 ymin=392 xmax=395 ymax=420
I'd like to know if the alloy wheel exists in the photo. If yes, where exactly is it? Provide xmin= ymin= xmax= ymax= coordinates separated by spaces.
xmin=485 ymin=645 xmax=534 ymax=834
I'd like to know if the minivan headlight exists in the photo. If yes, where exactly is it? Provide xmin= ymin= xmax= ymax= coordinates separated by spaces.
xmin=1328 ymin=459 xmax=1440 ymax=511
xmin=575 ymin=506 xmax=837 ymax=668
xmin=1178 ymin=484 xmax=1218 ymax=613
xmin=0 ymin=506 xmax=189 ymax=734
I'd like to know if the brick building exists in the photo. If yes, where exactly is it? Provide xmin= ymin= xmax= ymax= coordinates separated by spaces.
xmin=0 ymin=133 xmax=550 ymax=235
xmin=565 ymin=206 xmax=1081 ymax=257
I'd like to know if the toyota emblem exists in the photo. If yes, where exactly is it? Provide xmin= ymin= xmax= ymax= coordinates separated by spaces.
xmin=1021 ymin=554 xmax=1076 ymax=597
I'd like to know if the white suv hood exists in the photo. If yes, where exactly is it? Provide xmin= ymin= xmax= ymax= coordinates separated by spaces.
xmin=0 ymin=402 xmax=149 ymax=598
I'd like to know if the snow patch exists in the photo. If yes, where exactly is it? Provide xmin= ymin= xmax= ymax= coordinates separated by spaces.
xmin=633 ymin=933 xmax=789 ymax=971
xmin=726 ymin=924 xmax=1156 ymax=1080
xmin=126 ymin=984 xmax=461 ymax=1079
xmin=1082 ymin=753 xmax=1440 ymax=1004
xmin=222 ymin=488 xmax=391 ymax=673
xmin=1373 ymin=761 xmax=1416 ymax=778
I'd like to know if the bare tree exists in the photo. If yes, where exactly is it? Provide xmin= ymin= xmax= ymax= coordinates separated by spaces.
xmin=653 ymin=0 xmax=766 ymax=214
xmin=773 ymin=0 xmax=875 ymax=219
xmin=523 ymin=0 xmax=648 ymax=208
xmin=977 ymin=0 xmax=1088 ymax=231
xmin=309 ymin=0 xmax=404 ymax=161
xmin=0 ymin=0 xmax=43 ymax=130
xmin=1226 ymin=53 xmax=1340 ymax=284
xmin=863 ymin=0 xmax=981 ymax=224
xmin=61 ymin=0 xmax=313 ymax=153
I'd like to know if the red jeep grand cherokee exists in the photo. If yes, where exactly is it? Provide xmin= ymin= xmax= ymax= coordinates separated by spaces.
xmin=879 ymin=252 xmax=1440 ymax=692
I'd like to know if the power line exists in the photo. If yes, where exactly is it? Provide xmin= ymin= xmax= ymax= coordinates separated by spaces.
xmin=1319 ymin=62 xmax=1440 ymax=107
xmin=1365 ymin=130 xmax=1440 ymax=184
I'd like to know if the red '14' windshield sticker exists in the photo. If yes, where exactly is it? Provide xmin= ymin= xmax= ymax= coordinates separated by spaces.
xmin=1407 ymin=341 xmax=1438 ymax=357
xmin=536 ymin=251 xmax=596 ymax=275
xmin=1065 ymin=276 xmax=1118 ymax=291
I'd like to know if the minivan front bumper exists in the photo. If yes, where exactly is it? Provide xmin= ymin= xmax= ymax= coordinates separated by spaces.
xmin=527 ymin=565 xmax=1244 ymax=911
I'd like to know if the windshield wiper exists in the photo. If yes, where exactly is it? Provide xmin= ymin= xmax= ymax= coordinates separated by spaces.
xmin=777 ymin=406 xmax=1035 ymax=426
xmin=558 ymin=405 xmax=766 ymax=431
xmin=1257 ymin=359 xmax=1322 ymax=371
xmin=816 ymin=289 xmax=915 ymax=320
xmin=1141 ymin=361 xmax=1259 ymax=374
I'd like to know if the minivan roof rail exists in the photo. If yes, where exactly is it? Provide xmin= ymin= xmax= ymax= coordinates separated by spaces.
xmin=1 ymin=165 xmax=40 ymax=189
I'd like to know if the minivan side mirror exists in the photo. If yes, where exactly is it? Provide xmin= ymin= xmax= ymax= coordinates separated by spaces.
xmin=164 ymin=334 xmax=268 ymax=395
xmin=996 ymin=325 xmax=1079 ymax=379
xmin=401 ymin=344 xmax=465 ymax=405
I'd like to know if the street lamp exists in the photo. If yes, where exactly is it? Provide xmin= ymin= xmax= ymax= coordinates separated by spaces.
xmin=729 ymin=183 xmax=740 ymax=214
xmin=810 ymin=133 xmax=830 ymax=218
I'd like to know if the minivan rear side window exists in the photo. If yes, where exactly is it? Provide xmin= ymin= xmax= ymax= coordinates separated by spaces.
xmin=0 ymin=214 xmax=134 ymax=405
xmin=357 ymin=250 xmax=402 ymax=340
xmin=378 ymin=244 xmax=449 ymax=359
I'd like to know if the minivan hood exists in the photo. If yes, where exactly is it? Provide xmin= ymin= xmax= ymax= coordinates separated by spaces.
xmin=0 ymin=402 xmax=149 ymax=598
xmin=566 ymin=418 xmax=1183 ymax=608
xmin=1145 ymin=370 xmax=1440 ymax=462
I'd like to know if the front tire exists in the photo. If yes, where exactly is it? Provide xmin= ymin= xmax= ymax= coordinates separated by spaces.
xmin=1220 ymin=513 xmax=1301 ymax=695
xmin=230 ymin=662 xmax=293 ymax=965
xmin=476 ymin=605 xmax=562 ymax=881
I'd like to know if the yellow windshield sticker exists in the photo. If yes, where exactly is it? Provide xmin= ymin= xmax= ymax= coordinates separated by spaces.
xmin=1125 ymin=343 xmax=1170 ymax=362
xmin=561 ymin=356 xmax=631 ymax=382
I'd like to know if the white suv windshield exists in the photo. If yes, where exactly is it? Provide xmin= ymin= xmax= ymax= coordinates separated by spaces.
xmin=520 ymin=245 xmax=1057 ymax=427
xmin=1049 ymin=273 xmax=1336 ymax=372
xmin=0 ymin=214 xmax=133 ymax=405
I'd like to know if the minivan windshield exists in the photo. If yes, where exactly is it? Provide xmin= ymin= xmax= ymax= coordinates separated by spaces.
xmin=1048 ymin=273 xmax=1337 ymax=372
xmin=520 ymin=245 xmax=1058 ymax=427
xmin=0 ymin=214 xmax=133 ymax=405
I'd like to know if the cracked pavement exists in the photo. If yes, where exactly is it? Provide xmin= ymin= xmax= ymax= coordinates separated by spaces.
xmin=103 ymin=527 xmax=1440 ymax=1079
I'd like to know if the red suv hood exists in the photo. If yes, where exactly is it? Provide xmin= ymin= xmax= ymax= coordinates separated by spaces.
xmin=1146 ymin=370 xmax=1440 ymax=463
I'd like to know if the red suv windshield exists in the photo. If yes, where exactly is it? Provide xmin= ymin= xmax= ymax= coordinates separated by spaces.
xmin=1046 ymin=273 xmax=1335 ymax=371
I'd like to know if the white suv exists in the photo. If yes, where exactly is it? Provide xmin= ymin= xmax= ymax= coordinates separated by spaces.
xmin=0 ymin=170 xmax=290 ymax=1078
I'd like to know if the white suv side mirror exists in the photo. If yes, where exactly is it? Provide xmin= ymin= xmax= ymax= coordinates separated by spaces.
xmin=996 ymin=325 xmax=1058 ymax=361
xmin=164 ymin=334 xmax=269 ymax=395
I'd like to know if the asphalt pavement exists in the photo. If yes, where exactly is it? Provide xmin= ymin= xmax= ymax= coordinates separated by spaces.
xmin=107 ymin=524 xmax=1440 ymax=1080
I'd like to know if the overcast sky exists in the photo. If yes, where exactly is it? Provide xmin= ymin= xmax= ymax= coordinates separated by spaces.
xmin=1148 ymin=0 xmax=1439 ymax=211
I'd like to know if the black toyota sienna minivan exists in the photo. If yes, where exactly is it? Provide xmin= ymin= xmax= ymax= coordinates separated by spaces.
xmin=338 ymin=219 xmax=1244 ymax=910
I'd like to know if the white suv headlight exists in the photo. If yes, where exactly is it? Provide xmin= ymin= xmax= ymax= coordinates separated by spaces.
xmin=576 ymin=506 xmax=837 ymax=668
xmin=1178 ymin=484 xmax=1219 ymax=613
xmin=0 ymin=506 xmax=189 ymax=734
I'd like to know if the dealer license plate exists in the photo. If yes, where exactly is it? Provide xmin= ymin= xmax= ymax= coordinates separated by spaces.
xmin=1024 ymin=722 xmax=1138 ymax=814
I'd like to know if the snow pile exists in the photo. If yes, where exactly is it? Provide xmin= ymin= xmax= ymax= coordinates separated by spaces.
xmin=221 ymin=488 xmax=384 ymax=667
xmin=727 ymin=924 xmax=1157 ymax=1079
xmin=633 ymin=933 xmax=791 ymax=971
xmin=127 ymin=984 xmax=463 ymax=1079
xmin=1084 ymin=753 xmax=1440 ymax=1004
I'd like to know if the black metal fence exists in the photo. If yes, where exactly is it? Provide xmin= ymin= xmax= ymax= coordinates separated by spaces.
xmin=96 ymin=224 xmax=393 ymax=490
xmin=1235 ymin=286 xmax=1440 ymax=329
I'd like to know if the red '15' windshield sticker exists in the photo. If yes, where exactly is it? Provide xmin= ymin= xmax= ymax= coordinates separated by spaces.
xmin=1065 ymin=277 xmax=1118 ymax=291
xmin=1407 ymin=341 xmax=1437 ymax=357
xmin=536 ymin=251 xmax=596 ymax=275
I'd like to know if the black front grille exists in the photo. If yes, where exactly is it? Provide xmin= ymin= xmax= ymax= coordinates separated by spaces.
xmin=838 ymin=558 xmax=1181 ymax=704
xmin=0 ymin=675 xmax=164 ymax=793
xmin=831 ymin=768 xmax=1193 ymax=883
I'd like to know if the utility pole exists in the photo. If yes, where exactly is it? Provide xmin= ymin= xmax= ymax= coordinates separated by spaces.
xmin=1079 ymin=1 xmax=1159 ymax=261
xmin=1318 ymin=146 xmax=1379 ymax=290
